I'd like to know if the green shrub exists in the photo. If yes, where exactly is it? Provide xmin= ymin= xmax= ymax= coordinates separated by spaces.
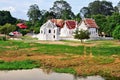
xmin=0 ymin=36 xmax=6 ymax=41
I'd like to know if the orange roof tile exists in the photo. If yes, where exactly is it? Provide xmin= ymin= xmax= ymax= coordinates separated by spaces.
xmin=84 ymin=18 xmax=99 ymax=28
xmin=51 ymin=19 xmax=64 ymax=28
xmin=65 ymin=20 xmax=76 ymax=29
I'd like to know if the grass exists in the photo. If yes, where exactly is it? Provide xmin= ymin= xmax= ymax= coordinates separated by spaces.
xmin=0 ymin=40 xmax=120 ymax=56
xmin=94 ymin=56 xmax=115 ymax=64
xmin=0 ymin=40 xmax=120 ymax=79
xmin=54 ymin=68 xmax=76 ymax=74
xmin=0 ymin=60 xmax=40 ymax=70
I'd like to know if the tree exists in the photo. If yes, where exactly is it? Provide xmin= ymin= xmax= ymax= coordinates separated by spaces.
xmin=92 ymin=14 xmax=107 ymax=34
xmin=106 ymin=12 xmax=120 ymax=36
xmin=0 ymin=11 xmax=17 ymax=25
xmin=100 ymin=1 xmax=114 ymax=15
xmin=40 ymin=11 xmax=56 ymax=24
xmin=81 ymin=0 xmax=114 ymax=17
xmin=74 ymin=13 xmax=81 ymax=23
xmin=80 ymin=7 xmax=91 ymax=18
xmin=27 ymin=4 xmax=41 ymax=24
xmin=117 ymin=1 xmax=120 ymax=13
xmin=0 ymin=23 xmax=16 ymax=34
xmin=112 ymin=25 xmax=120 ymax=41
xmin=0 ymin=23 xmax=16 ymax=39
xmin=114 ymin=6 xmax=119 ymax=13
xmin=50 ymin=0 xmax=74 ymax=19
xmin=74 ymin=29 xmax=90 ymax=43
xmin=19 ymin=29 xmax=30 ymax=36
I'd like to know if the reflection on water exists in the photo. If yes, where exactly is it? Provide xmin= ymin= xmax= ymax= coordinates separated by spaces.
xmin=0 ymin=69 xmax=105 ymax=80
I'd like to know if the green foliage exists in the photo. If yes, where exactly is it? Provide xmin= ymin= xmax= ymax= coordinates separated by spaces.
xmin=80 ymin=7 xmax=91 ymax=18
xmin=0 ymin=36 xmax=6 ymax=41
xmin=0 ymin=23 xmax=16 ymax=35
xmin=89 ymin=0 xmax=114 ymax=16
xmin=50 ymin=0 xmax=75 ymax=19
xmin=54 ymin=68 xmax=76 ymax=74
xmin=19 ymin=29 xmax=30 ymax=36
xmin=92 ymin=14 xmax=107 ymax=34
xmin=74 ymin=13 xmax=81 ymax=23
xmin=27 ymin=4 xmax=41 ymax=24
xmin=74 ymin=29 xmax=90 ymax=43
xmin=0 ymin=60 xmax=40 ymax=70
xmin=117 ymin=1 xmax=120 ymax=12
xmin=106 ymin=13 xmax=120 ymax=36
xmin=112 ymin=25 xmax=120 ymax=40
xmin=0 ymin=11 xmax=17 ymax=25
xmin=80 ymin=0 xmax=115 ymax=19
xmin=34 ymin=27 xmax=40 ymax=34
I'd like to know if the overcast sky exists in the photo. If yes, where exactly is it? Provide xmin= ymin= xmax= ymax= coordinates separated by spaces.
xmin=0 ymin=0 xmax=119 ymax=20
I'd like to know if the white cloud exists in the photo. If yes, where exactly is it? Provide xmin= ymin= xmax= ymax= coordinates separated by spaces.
xmin=0 ymin=6 xmax=16 ymax=13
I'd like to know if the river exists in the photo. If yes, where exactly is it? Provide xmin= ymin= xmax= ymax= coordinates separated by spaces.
xmin=0 ymin=69 xmax=105 ymax=80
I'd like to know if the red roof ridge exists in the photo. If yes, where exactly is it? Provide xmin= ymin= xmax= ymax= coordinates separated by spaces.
xmin=65 ymin=20 xmax=76 ymax=29
xmin=83 ymin=18 xmax=99 ymax=28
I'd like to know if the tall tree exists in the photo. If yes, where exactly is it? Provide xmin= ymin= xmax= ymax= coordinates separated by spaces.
xmin=81 ymin=0 xmax=114 ymax=17
xmin=0 ymin=11 xmax=17 ymax=25
xmin=27 ymin=4 xmax=41 ymax=24
xmin=50 ymin=0 xmax=74 ymax=19
xmin=80 ymin=7 xmax=91 ymax=18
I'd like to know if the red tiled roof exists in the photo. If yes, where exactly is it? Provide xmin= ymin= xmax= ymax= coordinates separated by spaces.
xmin=84 ymin=18 xmax=99 ymax=28
xmin=51 ymin=19 xmax=64 ymax=28
xmin=16 ymin=23 xmax=28 ymax=29
xmin=65 ymin=20 xmax=76 ymax=29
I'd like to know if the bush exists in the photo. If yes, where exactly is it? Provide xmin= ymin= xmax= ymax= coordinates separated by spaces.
xmin=112 ymin=25 xmax=120 ymax=41
xmin=0 ymin=36 xmax=6 ymax=41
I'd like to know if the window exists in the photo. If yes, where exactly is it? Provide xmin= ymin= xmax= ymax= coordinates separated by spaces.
xmin=54 ymin=30 xmax=55 ymax=33
xmin=49 ymin=29 xmax=51 ymax=33
xmin=41 ymin=30 xmax=43 ymax=34
xmin=53 ymin=35 xmax=55 ymax=38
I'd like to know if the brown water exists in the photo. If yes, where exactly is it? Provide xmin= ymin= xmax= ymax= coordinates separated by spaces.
xmin=0 ymin=69 xmax=105 ymax=80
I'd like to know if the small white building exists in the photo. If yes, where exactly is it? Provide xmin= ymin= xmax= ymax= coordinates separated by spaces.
xmin=37 ymin=20 xmax=60 ymax=40
xmin=60 ymin=20 xmax=77 ymax=38
xmin=78 ymin=18 xmax=99 ymax=38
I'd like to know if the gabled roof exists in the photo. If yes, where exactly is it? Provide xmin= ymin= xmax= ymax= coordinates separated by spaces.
xmin=16 ymin=23 xmax=28 ymax=29
xmin=41 ymin=20 xmax=57 ymax=29
xmin=51 ymin=19 xmax=64 ymax=28
xmin=65 ymin=20 xmax=76 ymax=29
xmin=83 ymin=18 xmax=99 ymax=28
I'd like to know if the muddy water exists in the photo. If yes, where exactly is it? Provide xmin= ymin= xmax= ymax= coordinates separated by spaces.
xmin=0 ymin=69 xmax=105 ymax=80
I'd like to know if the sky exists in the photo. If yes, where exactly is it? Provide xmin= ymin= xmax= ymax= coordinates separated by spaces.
xmin=0 ymin=0 xmax=119 ymax=20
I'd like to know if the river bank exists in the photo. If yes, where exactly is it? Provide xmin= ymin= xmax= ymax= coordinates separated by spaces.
xmin=0 ymin=40 xmax=120 ymax=80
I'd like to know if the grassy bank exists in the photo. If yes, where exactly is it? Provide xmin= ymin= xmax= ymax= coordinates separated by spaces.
xmin=0 ymin=40 xmax=120 ymax=79
xmin=0 ymin=60 xmax=40 ymax=70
